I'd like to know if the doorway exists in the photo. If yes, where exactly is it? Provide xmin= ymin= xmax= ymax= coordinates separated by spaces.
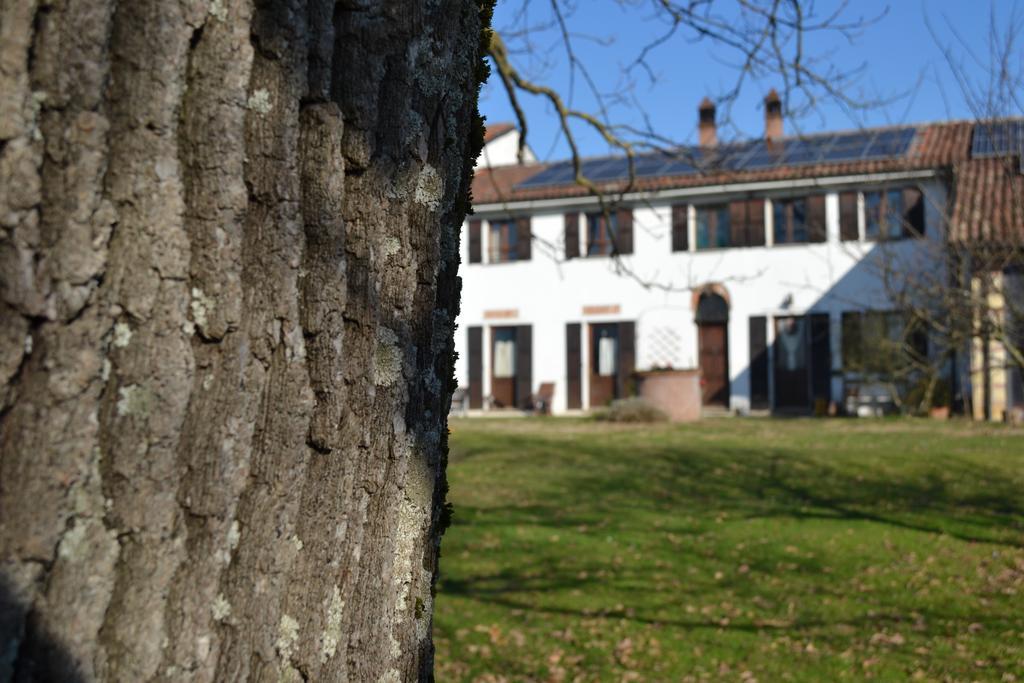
xmin=696 ymin=291 xmax=730 ymax=407
xmin=491 ymin=326 xmax=517 ymax=408
xmin=773 ymin=316 xmax=809 ymax=409
xmin=589 ymin=323 xmax=619 ymax=408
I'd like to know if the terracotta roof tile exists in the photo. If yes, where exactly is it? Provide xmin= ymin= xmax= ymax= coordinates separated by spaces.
xmin=471 ymin=162 xmax=548 ymax=207
xmin=950 ymin=157 xmax=1024 ymax=243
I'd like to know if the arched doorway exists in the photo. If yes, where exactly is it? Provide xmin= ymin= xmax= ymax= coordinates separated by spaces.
xmin=695 ymin=290 xmax=730 ymax=407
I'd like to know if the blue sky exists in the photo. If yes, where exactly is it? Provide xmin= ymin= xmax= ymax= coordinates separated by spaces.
xmin=481 ymin=1 xmax=1019 ymax=159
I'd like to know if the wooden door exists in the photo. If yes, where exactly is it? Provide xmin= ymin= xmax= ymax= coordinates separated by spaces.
xmin=589 ymin=323 xmax=618 ymax=408
xmin=774 ymin=316 xmax=809 ymax=409
xmin=698 ymin=322 xmax=729 ymax=406
xmin=490 ymin=327 xmax=516 ymax=408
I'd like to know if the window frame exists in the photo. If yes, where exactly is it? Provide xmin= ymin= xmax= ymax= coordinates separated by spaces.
xmin=842 ymin=309 xmax=927 ymax=374
xmin=772 ymin=196 xmax=810 ymax=245
xmin=863 ymin=185 xmax=924 ymax=241
xmin=585 ymin=211 xmax=617 ymax=257
xmin=486 ymin=218 xmax=520 ymax=264
xmin=695 ymin=204 xmax=731 ymax=250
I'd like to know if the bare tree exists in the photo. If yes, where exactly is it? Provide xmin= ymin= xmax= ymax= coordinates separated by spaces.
xmin=0 ymin=1 xmax=488 ymax=680
xmin=479 ymin=0 xmax=893 ymax=296
xmin=855 ymin=4 xmax=1024 ymax=419
xmin=487 ymin=1 xmax=888 ymax=190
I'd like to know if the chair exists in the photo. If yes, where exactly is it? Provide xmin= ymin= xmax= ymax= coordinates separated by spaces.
xmin=532 ymin=382 xmax=555 ymax=415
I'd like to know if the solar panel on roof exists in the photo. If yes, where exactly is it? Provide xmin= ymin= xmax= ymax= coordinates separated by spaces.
xmin=780 ymin=139 xmax=820 ymax=165
xmin=632 ymin=155 xmax=672 ymax=177
xmin=582 ymin=158 xmax=626 ymax=181
xmin=972 ymin=120 xmax=1024 ymax=158
xmin=512 ymin=125 xmax=920 ymax=190
xmin=821 ymin=132 xmax=873 ymax=162
xmin=660 ymin=158 xmax=699 ymax=176
xmin=516 ymin=163 xmax=575 ymax=188
xmin=737 ymin=142 xmax=783 ymax=170
xmin=864 ymin=128 xmax=917 ymax=159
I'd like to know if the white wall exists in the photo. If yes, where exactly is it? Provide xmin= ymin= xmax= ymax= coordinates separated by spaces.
xmin=477 ymin=129 xmax=536 ymax=168
xmin=455 ymin=177 xmax=948 ymax=414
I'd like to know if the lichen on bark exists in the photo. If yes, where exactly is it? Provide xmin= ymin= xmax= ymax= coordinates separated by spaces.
xmin=0 ymin=0 xmax=492 ymax=681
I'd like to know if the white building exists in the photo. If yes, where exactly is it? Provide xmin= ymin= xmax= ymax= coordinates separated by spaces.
xmin=455 ymin=97 xmax=1022 ymax=417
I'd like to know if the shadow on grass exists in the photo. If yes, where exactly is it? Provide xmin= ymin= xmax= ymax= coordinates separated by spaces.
xmin=451 ymin=427 xmax=1023 ymax=548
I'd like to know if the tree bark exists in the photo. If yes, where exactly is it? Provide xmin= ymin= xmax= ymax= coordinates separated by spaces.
xmin=0 ymin=0 xmax=488 ymax=680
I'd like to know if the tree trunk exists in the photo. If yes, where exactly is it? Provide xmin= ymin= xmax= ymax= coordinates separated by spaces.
xmin=0 ymin=1 xmax=488 ymax=680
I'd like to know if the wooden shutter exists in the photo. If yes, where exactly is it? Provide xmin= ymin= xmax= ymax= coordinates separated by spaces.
xmin=839 ymin=192 xmax=858 ymax=241
xmin=516 ymin=216 xmax=532 ymax=260
xmin=468 ymin=219 xmax=482 ymax=263
xmin=671 ymin=204 xmax=688 ymax=252
xmin=468 ymin=326 xmax=483 ymax=408
xmin=902 ymin=186 xmax=925 ymax=237
xmin=749 ymin=316 xmax=769 ymax=409
xmin=515 ymin=325 xmax=532 ymax=409
xmin=810 ymin=313 xmax=831 ymax=402
xmin=616 ymin=207 xmax=634 ymax=255
xmin=617 ymin=321 xmax=636 ymax=397
xmin=841 ymin=312 xmax=862 ymax=368
xmin=564 ymin=213 xmax=579 ymax=259
xmin=566 ymin=323 xmax=582 ymax=408
xmin=747 ymin=199 xmax=765 ymax=246
xmin=728 ymin=200 xmax=746 ymax=247
xmin=807 ymin=195 xmax=827 ymax=243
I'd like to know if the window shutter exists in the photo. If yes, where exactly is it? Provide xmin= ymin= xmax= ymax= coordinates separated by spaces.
xmin=617 ymin=321 xmax=636 ymax=397
xmin=807 ymin=195 xmax=827 ymax=243
xmin=516 ymin=216 xmax=532 ymax=260
xmin=839 ymin=192 xmax=858 ymax=241
xmin=749 ymin=316 xmax=769 ymax=409
xmin=841 ymin=312 xmax=862 ymax=368
xmin=468 ymin=219 xmax=482 ymax=263
xmin=747 ymin=199 xmax=765 ymax=246
xmin=616 ymin=207 xmax=634 ymax=255
xmin=566 ymin=323 xmax=582 ymax=408
xmin=810 ymin=313 xmax=831 ymax=402
xmin=515 ymin=325 xmax=533 ymax=409
xmin=728 ymin=200 xmax=746 ymax=247
xmin=468 ymin=326 xmax=483 ymax=408
xmin=564 ymin=213 xmax=579 ymax=259
xmin=671 ymin=204 xmax=688 ymax=252
xmin=902 ymin=186 xmax=925 ymax=237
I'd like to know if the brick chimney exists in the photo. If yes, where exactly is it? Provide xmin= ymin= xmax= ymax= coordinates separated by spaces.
xmin=764 ymin=89 xmax=783 ymax=142
xmin=698 ymin=97 xmax=717 ymax=147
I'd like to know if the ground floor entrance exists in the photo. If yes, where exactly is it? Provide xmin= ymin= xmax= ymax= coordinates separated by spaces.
xmin=696 ymin=290 xmax=730 ymax=408
xmin=772 ymin=313 xmax=831 ymax=412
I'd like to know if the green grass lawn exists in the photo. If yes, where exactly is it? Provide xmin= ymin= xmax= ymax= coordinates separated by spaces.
xmin=434 ymin=418 xmax=1024 ymax=682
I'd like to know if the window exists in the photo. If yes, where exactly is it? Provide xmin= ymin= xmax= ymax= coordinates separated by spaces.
xmin=488 ymin=219 xmax=519 ymax=263
xmin=864 ymin=189 xmax=903 ymax=240
xmin=586 ymin=212 xmax=617 ymax=256
xmin=592 ymin=324 xmax=619 ymax=376
xmin=492 ymin=327 xmax=517 ymax=378
xmin=773 ymin=195 xmax=825 ymax=244
xmin=697 ymin=200 xmax=764 ymax=249
xmin=696 ymin=205 xmax=730 ymax=249
xmin=864 ymin=186 xmax=924 ymax=240
xmin=842 ymin=311 xmax=927 ymax=373
xmin=773 ymin=198 xmax=808 ymax=244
